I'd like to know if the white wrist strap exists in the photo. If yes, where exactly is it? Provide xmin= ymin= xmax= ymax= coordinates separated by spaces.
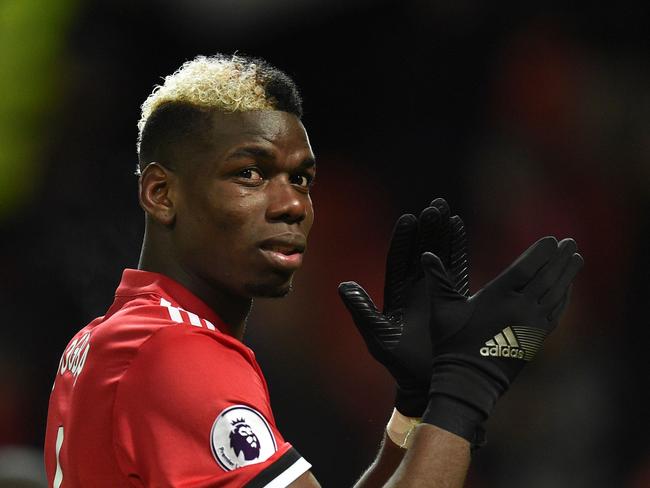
xmin=386 ymin=408 xmax=421 ymax=449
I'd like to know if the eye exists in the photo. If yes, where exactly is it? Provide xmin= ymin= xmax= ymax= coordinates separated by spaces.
xmin=289 ymin=173 xmax=314 ymax=188
xmin=236 ymin=167 xmax=264 ymax=183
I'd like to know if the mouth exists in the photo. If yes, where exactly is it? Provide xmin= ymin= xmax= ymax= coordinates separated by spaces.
xmin=259 ymin=235 xmax=306 ymax=272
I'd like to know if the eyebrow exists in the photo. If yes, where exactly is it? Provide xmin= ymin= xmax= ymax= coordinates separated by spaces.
xmin=227 ymin=145 xmax=316 ymax=170
xmin=227 ymin=146 xmax=273 ymax=160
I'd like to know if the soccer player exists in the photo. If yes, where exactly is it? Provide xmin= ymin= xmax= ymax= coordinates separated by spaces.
xmin=45 ymin=54 xmax=583 ymax=487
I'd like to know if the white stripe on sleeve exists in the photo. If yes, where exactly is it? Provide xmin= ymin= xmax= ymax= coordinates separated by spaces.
xmin=263 ymin=457 xmax=312 ymax=488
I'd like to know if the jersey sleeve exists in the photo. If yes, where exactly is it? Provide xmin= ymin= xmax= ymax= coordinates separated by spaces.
xmin=112 ymin=325 xmax=311 ymax=487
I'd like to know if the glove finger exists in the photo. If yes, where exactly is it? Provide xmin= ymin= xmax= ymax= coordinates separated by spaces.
xmin=338 ymin=281 xmax=397 ymax=359
xmin=430 ymin=198 xmax=450 ymax=222
xmin=449 ymin=215 xmax=470 ymax=297
xmin=421 ymin=252 xmax=459 ymax=302
xmin=524 ymin=238 xmax=577 ymax=299
xmin=449 ymin=216 xmax=466 ymax=267
xmin=548 ymin=284 xmax=573 ymax=324
xmin=540 ymin=252 xmax=584 ymax=309
xmin=430 ymin=200 xmax=452 ymax=261
xmin=384 ymin=214 xmax=418 ymax=311
xmin=414 ymin=206 xmax=443 ymax=275
xmin=495 ymin=236 xmax=558 ymax=291
xmin=339 ymin=281 xmax=381 ymax=318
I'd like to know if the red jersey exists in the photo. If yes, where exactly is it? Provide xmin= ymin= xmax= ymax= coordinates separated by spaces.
xmin=45 ymin=269 xmax=310 ymax=487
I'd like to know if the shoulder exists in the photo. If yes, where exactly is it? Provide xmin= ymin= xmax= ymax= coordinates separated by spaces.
xmin=73 ymin=293 xmax=259 ymax=394
xmin=94 ymin=292 xmax=253 ymax=361
xmin=132 ymin=322 xmax=257 ymax=374
xmin=114 ymin=321 xmax=266 ymax=409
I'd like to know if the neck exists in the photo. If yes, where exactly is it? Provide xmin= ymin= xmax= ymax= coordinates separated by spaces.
xmin=138 ymin=237 xmax=252 ymax=341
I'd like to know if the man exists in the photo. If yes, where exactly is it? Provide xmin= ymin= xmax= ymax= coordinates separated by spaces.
xmin=45 ymin=54 xmax=583 ymax=487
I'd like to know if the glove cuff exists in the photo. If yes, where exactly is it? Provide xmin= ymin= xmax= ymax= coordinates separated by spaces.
xmin=429 ymin=357 xmax=505 ymax=419
xmin=422 ymin=394 xmax=487 ymax=450
xmin=422 ymin=357 xmax=506 ymax=450
xmin=395 ymin=385 xmax=429 ymax=418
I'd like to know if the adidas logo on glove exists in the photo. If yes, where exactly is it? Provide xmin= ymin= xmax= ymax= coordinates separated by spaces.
xmin=480 ymin=326 xmax=547 ymax=361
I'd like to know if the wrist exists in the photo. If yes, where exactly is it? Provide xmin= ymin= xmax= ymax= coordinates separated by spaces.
xmin=386 ymin=408 xmax=421 ymax=449
xmin=422 ymin=394 xmax=487 ymax=449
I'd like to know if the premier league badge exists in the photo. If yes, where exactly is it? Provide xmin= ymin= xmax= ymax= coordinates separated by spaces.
xmin=230 ymin=417 xmax=261 ymax=461
xmin=211 ymin=405 xmax=277 ymax=471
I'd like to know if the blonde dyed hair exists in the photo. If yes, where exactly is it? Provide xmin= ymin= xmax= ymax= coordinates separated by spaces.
xmin=137 ymin=54 xmax=295 ymax=154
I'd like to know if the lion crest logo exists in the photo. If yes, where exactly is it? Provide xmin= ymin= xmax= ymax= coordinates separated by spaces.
xmin=211 ymin=405 xmax=277 ymax=471
xmin=229 ymin=418 xmax=261 ymax=461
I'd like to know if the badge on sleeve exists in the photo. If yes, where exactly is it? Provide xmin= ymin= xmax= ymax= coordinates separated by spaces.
xmin=211 ymin=405 xmax=278 ymax=471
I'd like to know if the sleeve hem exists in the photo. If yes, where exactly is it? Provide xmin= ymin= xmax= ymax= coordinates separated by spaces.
xmin=244 ymin=448 xmax=311 ymax=488
xmin=262 ymin=458 xmax=311 ymax=488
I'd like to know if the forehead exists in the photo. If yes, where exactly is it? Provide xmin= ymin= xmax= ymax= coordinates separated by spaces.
xmin=205 ymin=110 xmax=313 ymax=156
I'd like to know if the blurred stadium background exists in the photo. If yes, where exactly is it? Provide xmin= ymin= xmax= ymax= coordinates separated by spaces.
xmin=1 ymin=1 xmax=648 ymax=486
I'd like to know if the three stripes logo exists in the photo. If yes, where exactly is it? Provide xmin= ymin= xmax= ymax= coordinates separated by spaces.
xmin=479 ymin=326 xmax=547 ymax=361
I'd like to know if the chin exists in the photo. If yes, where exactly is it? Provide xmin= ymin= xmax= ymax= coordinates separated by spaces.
xmin=244 ymin=276 xmax=294 ymax=298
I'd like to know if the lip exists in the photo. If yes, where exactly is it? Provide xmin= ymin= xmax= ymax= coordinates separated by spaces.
xmin=258 ymin=234 xmax=306 ymax=271
xmin=260 ymin=248 xmax=304 ymax=271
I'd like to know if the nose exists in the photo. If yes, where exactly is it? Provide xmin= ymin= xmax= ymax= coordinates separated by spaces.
xmin=266 ymin=178 xmax=308 ymax=225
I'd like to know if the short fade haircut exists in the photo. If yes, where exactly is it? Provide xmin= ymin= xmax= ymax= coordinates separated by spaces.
xmin=136 ymin=54 xmax=303 ymax=173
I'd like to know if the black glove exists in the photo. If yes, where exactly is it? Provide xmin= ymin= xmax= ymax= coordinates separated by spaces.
xmin=421 ymin=236 xmax=584 ymax=446
xmin=338 ymin=198 xmax=469 ymax=417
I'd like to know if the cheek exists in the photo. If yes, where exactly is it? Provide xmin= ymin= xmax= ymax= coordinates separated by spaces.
xmin=188 ymin=185 xmax=243 ymax=226
xmin=193 ymin=190 xmax=266 ymax=252
xmin=172 ymin=183 xmax=268 ymax=288
xmin=304 ymin=197 xmax=315 ymax=235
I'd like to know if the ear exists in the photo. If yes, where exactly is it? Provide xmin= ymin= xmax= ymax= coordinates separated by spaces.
xmin=138 ymin=162 xmax=177 ymax=226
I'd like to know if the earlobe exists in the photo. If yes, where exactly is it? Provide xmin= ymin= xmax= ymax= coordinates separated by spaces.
xmin=138 ymin=162 xmax=176 ymax=226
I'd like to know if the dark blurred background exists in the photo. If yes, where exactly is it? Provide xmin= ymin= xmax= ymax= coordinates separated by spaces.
xmin=1 ymin=1 xmax=649 ymax=486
